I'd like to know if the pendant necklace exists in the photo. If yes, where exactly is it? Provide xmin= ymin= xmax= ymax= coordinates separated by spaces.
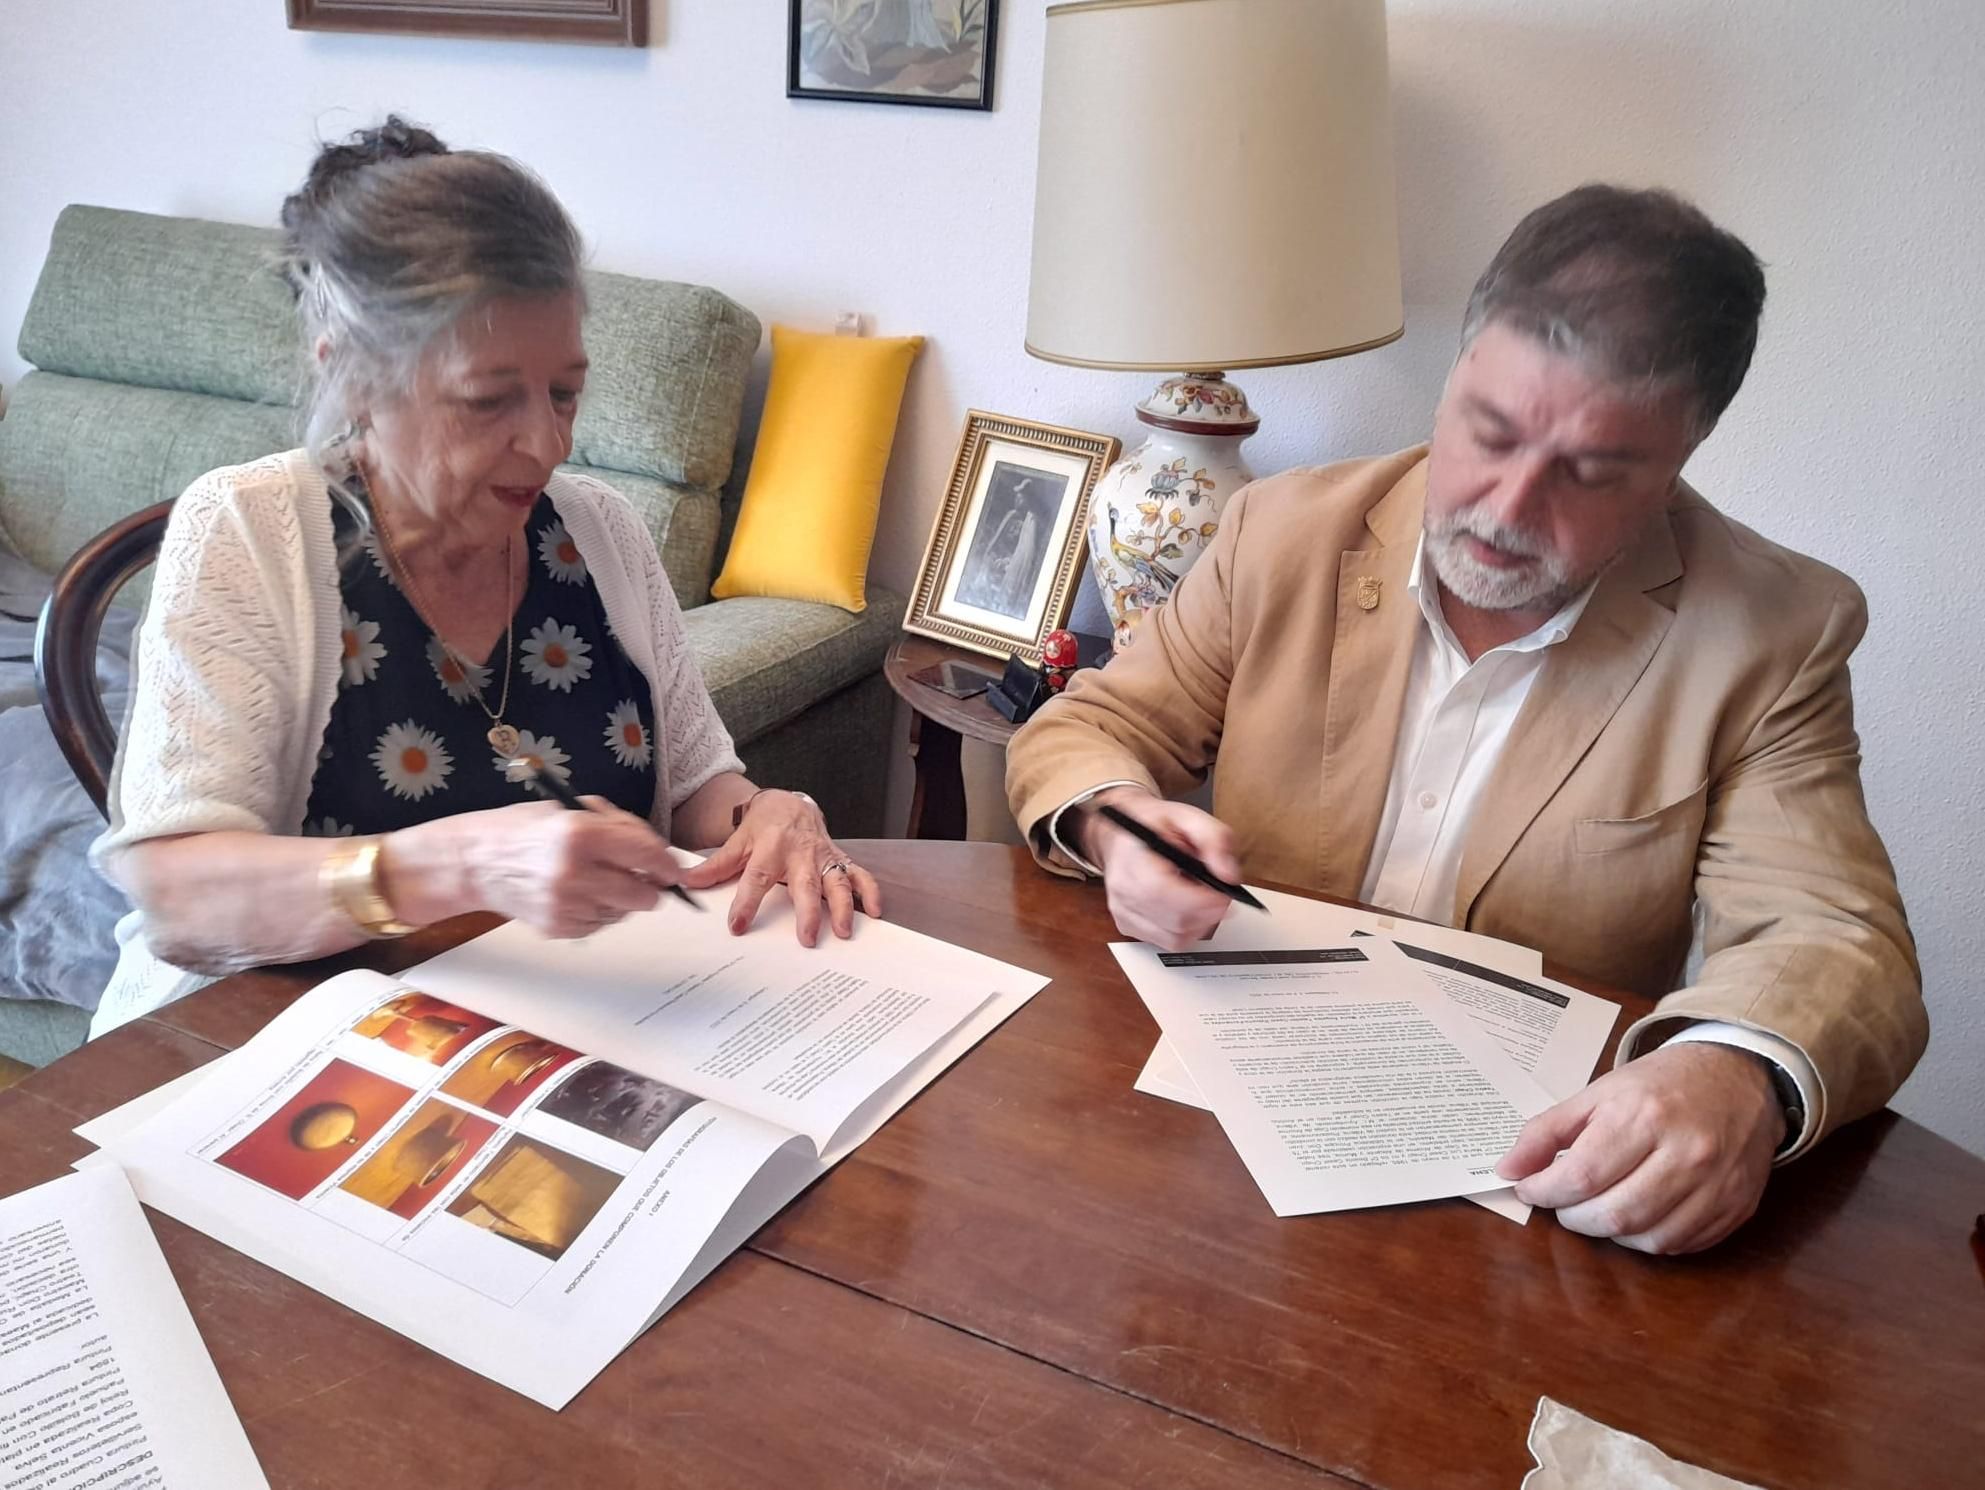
xmin=373 ymin=505 xmax=521 ymax=757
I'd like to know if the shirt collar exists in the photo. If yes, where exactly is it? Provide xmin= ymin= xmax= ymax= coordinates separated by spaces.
xmin=1405 ymin=531 xmax=1599 ymax=660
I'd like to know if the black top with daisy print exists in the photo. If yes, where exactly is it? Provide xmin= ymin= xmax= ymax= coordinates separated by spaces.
xmin=303 ymin=494 xmax=658 ymax=837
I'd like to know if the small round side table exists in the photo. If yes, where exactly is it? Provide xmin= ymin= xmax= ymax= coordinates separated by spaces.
xmin=883 ymin=636 xmax=1019 ymax=840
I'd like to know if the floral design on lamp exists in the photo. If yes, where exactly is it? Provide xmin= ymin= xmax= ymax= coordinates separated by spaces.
xmin=1088 ymin=373 xmax=1259 ymax=650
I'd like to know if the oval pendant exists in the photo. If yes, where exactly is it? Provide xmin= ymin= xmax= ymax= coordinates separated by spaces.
xmin=487 ymin=723 xmax=522 ymax=757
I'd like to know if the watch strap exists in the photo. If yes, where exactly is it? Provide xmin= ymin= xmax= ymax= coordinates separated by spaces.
xmin=732 ymin=789 xmax=817 ymax=830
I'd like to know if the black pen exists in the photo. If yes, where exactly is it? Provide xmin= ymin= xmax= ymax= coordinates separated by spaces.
xmin=510 ymin=759 xmax=702 ymax=910
xmin=1095 ymin=804 xmax=1266 ymax=911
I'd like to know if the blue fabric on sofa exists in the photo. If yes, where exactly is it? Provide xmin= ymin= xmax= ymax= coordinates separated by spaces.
xmin=0 ymin=550 xmax=134 ymax=1013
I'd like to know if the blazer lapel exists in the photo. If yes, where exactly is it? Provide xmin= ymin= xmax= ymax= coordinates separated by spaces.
xmin=1316 ymin=464 xmax=1426 ymax=898
xmin=1449 ymin=508 xmax=1686 ymax=925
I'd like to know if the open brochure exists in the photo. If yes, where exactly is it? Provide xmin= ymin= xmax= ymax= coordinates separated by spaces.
xmin=87 ymin=907 xmax=1048 ymax=1409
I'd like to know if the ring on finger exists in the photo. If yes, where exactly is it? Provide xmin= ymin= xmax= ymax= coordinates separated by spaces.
xmin=821 ymin=858 xmax=853 ymax=879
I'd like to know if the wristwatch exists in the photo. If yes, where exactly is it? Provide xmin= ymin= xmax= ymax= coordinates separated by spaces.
xmin=322 ymin=836 xmax=418 ymax=938
xmin=1759 ymin=1056 xmax=1804 ymax=1157
xmin=733 ymin=789 xmax=817 ymax=830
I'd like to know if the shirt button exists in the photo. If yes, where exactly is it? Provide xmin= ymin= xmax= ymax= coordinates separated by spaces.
xmin=1418 ymin=791 xmax=1439 ymax=810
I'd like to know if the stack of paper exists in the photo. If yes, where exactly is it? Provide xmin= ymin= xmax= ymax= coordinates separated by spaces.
xmin=1116 ymin=887 xmax=1618 ymax=1221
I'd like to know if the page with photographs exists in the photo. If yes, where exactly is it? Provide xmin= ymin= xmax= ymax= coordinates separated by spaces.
xmin=1113 ymin=938 xmax=1555 ymax=1216
xmin=400 ymin=894 xmax=1046 ymax=1159
xmin=97 ymin=968 xmax=819 ymax=1409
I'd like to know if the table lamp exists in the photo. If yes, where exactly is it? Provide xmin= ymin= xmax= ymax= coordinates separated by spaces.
xmin=1026 ymin=0 xmax=1403 ymax=650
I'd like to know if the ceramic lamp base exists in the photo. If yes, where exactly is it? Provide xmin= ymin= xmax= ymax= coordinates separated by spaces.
xmin=1086 ymin=372 xmax=1258 ymax=652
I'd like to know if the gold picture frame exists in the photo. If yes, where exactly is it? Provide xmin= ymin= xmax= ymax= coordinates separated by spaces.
xmin=905 ymin=411 xmax=1119 ymax=664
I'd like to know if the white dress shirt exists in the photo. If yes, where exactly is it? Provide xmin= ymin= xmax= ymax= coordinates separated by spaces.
xmin=1053 ymin=534 xmax=1818 ymax=1156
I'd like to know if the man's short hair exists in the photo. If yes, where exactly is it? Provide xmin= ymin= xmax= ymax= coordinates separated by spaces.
xmin=1460 ymin=184 xmax=1767 ymax=439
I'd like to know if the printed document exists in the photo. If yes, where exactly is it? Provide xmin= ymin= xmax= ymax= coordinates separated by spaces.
xmin=1132 ymin=895 xmax=1615 ymax=1223
xmin=1113 ymin=938 xmax=1558 ymax=1215
xmin=0 ymin=1167 xmax=267 ymax=1488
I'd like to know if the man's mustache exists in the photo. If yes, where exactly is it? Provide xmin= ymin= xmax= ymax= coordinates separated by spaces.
xmin=1430 ymin=513 xmax=1551 ymax=561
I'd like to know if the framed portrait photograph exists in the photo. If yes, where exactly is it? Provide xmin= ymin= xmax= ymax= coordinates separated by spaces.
xmin=906 ymin=412 xmax=1119 ymax=664
xmin=788 ymin=0 xmax=999 ymax=110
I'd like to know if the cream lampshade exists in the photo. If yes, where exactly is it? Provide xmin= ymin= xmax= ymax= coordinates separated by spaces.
xmin=1026 ymin=0 xmax=1403 ymax=649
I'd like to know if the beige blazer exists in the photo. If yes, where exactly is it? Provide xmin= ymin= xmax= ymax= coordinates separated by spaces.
xmin=1007 ymin=448 xmax=1925 ymax=1144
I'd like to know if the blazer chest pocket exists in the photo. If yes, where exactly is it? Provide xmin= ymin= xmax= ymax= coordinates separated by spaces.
xmin=1573 ymin=780 xmax=1710 ymax=857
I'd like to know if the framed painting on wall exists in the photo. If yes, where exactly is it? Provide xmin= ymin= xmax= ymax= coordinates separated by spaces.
xmin=287 ymin=0 xmax=646 ymax=46
xmin=788 ymin=0 xmax=999 ymax=110
xmin=905 ymin=411 xmax=1118 ymax=665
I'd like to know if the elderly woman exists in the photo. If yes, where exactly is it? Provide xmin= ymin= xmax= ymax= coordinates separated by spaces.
xmin=90 ymin=118 xmax=882 ymax=1037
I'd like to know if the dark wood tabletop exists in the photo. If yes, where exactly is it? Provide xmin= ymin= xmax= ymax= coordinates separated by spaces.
xmin=8 ymin=842 xmax=1983 ymax=1489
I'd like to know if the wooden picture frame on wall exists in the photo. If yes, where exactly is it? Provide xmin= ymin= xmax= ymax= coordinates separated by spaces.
xmin=287 ymin=0 xmax=646 ymax=47
xmin=906 ymin=411 xmax=1118 ymax=665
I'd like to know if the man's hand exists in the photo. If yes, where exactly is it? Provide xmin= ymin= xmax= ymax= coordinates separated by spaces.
xmin=1495 ymin=1042 xmax=1785 ymax=1255
xmin=1080 ymin=788 xmax=1242 ymax=950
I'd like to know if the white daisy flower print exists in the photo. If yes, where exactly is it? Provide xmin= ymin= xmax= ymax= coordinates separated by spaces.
xmin=340 ymin=606 xmax=387 ymax=687
xmin=426 ymin=635 xmax=492 ymax=704
xmin=494 ymin=729 xmax=571 ymax=790
xmin=537 ymin=520 xmax=588 ymax=584
xmin=372 ymin=722 xmax=454 ymax=800
xmin=521 ymin=619 xmax=593 ymax=692
xmin=603 ymin=700 xmax=652 ymax=768
xmin=360 ymin=527 xmax=398 ymax=586
xmin=303 ymin=816 xmax=355 ymax=838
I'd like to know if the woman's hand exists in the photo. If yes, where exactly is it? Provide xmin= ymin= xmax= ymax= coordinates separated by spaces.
xmin=677 ymin=791 xmax=884 ymax=945
xmin=387 ymin=798 xmax=686 ymax=940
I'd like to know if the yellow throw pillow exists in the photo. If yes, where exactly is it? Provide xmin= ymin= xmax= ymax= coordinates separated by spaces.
xmin=711 ymin=325 xmax=924 ymax=612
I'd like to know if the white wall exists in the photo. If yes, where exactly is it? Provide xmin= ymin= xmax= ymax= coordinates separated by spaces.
xmin=3 ymin=1 xmax=1979 ymax=1156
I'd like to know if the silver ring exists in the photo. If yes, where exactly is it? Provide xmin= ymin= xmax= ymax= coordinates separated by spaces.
xmin=821 ymin=859 xmax=852 ymax=878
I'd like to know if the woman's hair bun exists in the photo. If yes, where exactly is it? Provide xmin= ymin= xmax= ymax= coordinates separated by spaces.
xmin=282 ymin=116 xmax=449 ymax=235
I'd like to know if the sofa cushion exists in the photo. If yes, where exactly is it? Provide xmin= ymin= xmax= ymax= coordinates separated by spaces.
xmin=0 ymin=373 xmax=293 ymax=574
xmin=18 ymin=206 xmax=297 ymax=404
xmin=685 ymin=587 xmax=907 ymax=746
xmin=17 ymin=205 xmax=760 ymax=495
xmin=712 ymin=326 xmax=921 ymax=614
xmin=585 ymin=467 xmax=719 ymax=613
xmin=569 ymin=271 xmax=761 ymax=492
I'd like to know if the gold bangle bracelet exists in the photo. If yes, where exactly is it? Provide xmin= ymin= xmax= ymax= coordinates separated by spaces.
xmin=321 ymin=835 xmax=417 ymax=938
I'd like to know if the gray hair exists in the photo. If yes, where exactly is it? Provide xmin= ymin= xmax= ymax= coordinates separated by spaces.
xmin=1457 ymin=184 xmax=1767 ymax=443
xmin=278 ymin=116 xmax=584 ymax=535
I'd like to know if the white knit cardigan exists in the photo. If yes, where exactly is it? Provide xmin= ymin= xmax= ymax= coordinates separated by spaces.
xmin=89 ymin=449 xmax=744 ymax=1036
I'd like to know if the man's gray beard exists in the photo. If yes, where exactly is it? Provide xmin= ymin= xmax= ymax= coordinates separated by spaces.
xmin=1425 ymin=520 xmax=1584 ymax=613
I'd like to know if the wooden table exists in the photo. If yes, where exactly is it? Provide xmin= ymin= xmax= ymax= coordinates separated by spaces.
xmin=884 ymin=635 xmax=1019 ymax=840
xmin=6 ymin=842 xmax=1982 ymax=1489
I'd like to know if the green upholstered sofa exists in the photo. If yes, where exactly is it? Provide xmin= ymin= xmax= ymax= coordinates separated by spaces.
xmin=0 ymin=204 xmax=905 ymax=1065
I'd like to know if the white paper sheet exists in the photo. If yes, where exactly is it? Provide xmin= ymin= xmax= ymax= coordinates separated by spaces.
xmin=1115 ymin=938 xmax=1554 ymax=1215
xmin=1202 ymin=885 xmax=1546 ymax=977
xmin=1134 ymin=921 xmax=1614 ymax=1223
xmin=0 ymin=1166 xmax=268 ymax=1488
xmin=402 ymin=890 xmax=1045 ymax=1154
